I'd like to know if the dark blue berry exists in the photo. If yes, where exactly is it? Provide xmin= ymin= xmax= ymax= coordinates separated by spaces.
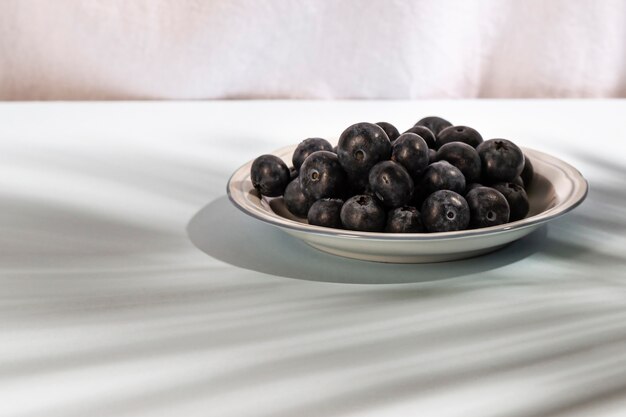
xmin=337 ymin=122 xmax=391 ymax=176
xmin=299 ymin=151 xmax=347 ymax=200
xmin=512 ymin=176 xmax=524 ymax=188
xmin=521 ymin=155 xmax=534 ymax=188
xmin=308 ymin=198 xmax=344 ymax=229
xmin=283 ymin=178 xmax=314 ymax=217
xmin=478 ymin=173 xmax=523 ymax=188
xmin=428 ymin=148 xmax=437 ymax=164
xmin=289 ymin=166 xmax=298 ymax=181
xmin=465 ymin=182 xmax=484 ymax=195
xmin=340 ymin=194 xmax=386 ymax=232
xmin=292 ymin=138 xmax=333 ymax=171
xmin=492 ymin=182 xmax=529 ymax=221
xmin=369 ymin=161 xmax=414 ymax=208
xmin=250 ymin=154 xmax=290 ymax=197
xmin=391 ymin=133 xmax=429 ymax=179
xmin=421 ymin=190 xmax=470 ymax=232
xmin=437 ymin=125 xmax=483 ymax=148
xmin=466 ymin=186 xmax=510 ymax=228
xmin=435 ymin=142 xmax=481 ymax=183
xmin=386 ymin=206 xmax=424 ymax=233
xmin=404 ymin=126 xmax=437 ymax=149
xmin=376 ymin=122 xmax=400 ymax=142
xmin=343 ymin=171 xmax=370 ymax=198
xmin=477 ymin=139 xmax=525 ymax=182
xmin=415 ymin=116 xmax=453 ymax=138
xmin=419 ymin=160 xmax=466 ymax=196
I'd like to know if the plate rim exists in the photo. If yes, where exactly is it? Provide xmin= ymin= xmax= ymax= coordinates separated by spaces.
xmin=227 ymin=146 xmax=588 ymax=241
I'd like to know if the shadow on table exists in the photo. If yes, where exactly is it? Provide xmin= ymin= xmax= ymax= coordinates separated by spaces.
xmin=187 ymin=196 xmax=550 ymax=284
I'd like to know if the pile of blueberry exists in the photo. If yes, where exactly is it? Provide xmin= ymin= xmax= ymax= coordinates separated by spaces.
xmin=250 ymin=116 xmax=534 ymax=233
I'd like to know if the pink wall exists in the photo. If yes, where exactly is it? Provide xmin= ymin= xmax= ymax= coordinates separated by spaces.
xmin=1 ymin=0 xmax=625 ymax=100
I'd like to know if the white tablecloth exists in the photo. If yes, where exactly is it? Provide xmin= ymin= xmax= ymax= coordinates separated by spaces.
xmin=1 ymin=100 xmax=626 ymax=417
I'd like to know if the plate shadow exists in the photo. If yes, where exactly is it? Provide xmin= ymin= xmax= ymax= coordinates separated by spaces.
xmin=186 ymin=196 xmax=548 ymax=284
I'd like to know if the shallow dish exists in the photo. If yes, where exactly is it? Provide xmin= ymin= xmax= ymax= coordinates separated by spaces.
xmin=227 ymin=145 xmax=587 ymax=263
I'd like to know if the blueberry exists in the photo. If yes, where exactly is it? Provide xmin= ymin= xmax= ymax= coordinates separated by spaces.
xmin=492 ymin=182 xmax=529 ymax=221
xmin=466 ymin=186 xmax=510 ymax=228
xmin=437 ymin=125 xmax=483 ymax=148
xmin=465 ymin=182 xmax=484 ymax=195
xmin=251 ymin=154 xmax=290 ymax=197
xmin=428 ymin=148 xmax=437 ymax=164
xmin=292 ymin=138 xmax=334 ymax=171
xmin=299 ymin=151 xmax=347 ymax=200
xmin=369 ymin=161 xmax=414 ymax=208
xmin=308 ymin=198 xmax=344 ymax=229
xmin=435 ymin=142 xmax=481 ymax=183
xmin=391 ymin=133 xmax=429 ymax=179
xmin=478 ymin=173 xmax=523 ymax=188
xmin=337 ymin=122 xmax=392 ymax=176
xmin=376 ymin=122 xmax=400 ymax=142
xmin=341 ymin=194 xmax=386 ymax=232
xmin=512 ymin=176 xmax=524 ymax=188
xmin=477 ymin=139 xmax=525 ymax=182
xmin=289 ymin=166 xmax=298 ymax=181
xmin=404 ymin=126 xmax=437 ymax=149
xmin=386 ymin=206 xmax=424 ymax=233
xmin=415 ymin=116 xmax=453 ymax=138
xmin=421 ymin=190 xmax=470 ymax=232
xmin=343 ymin=171 xmax=370 ymax=198
xmin=521 ymin=155 xmax=534 ymax=188
xmin=419 ymin=160 xmax=466 ymax=196
xmin=407 ymin=190 xmax=428 ymax=215
xmin=283 ymin=178 xmax=314 ymax=217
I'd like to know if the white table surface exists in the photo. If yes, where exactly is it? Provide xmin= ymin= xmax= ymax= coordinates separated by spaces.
xmin=1 ymin=100 xmax=626 ymax=417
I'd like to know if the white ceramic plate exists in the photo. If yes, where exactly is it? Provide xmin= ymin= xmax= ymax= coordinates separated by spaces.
xmin=227 ymin=145 xmax=588 ymax=263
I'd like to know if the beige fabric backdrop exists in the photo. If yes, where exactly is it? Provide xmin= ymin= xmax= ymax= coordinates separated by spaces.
xmin=1 ymin=0 xmax=625 ymax=100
